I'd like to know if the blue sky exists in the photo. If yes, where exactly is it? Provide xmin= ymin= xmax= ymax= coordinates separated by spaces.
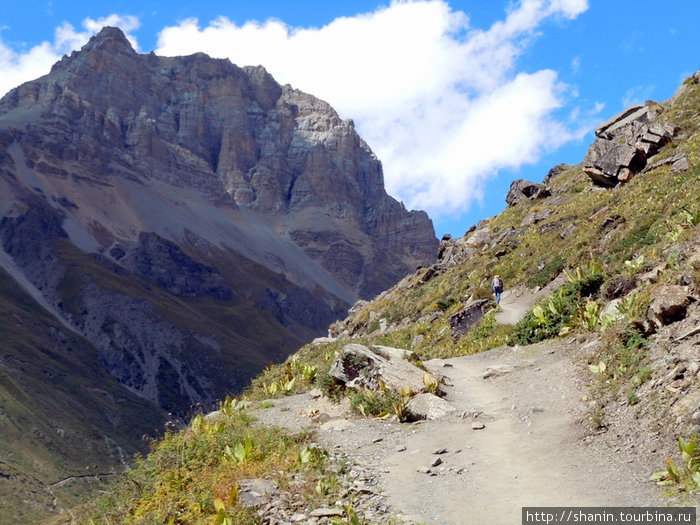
xmin=1 ymin=1 xmax=698 ymax=238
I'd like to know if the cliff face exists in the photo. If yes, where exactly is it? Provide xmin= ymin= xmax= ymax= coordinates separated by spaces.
xmin=0 ymin=27 xmax=437 ymax=415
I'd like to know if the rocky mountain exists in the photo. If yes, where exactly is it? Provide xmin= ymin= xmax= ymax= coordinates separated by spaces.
xmin=0 ymin=27 xmax=437 ymax=521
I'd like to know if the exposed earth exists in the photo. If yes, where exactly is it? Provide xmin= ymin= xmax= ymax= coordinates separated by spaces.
xmin=250 ymin=287 xmax=698 ymax=524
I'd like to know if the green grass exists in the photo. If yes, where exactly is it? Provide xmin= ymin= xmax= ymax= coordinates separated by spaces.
xmin=80 ymin=401 xmax=348 ymax=525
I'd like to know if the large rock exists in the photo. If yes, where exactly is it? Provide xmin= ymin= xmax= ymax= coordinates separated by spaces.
xmin=505 ymin=179 xmax=551 ymax=207
xmin=448 ymin=299 xmax=490 ymax=341
xmin=329 ymin=343 xmax=428 ymax=393
xmin=405 ymin=393 xmax=456 ymax=421
xmin=464 ymin=224 xmax=493 ymax=247
xmin=583 ymin=104 xmax=676 ymax=187
xmin=542 ymin=163 xmax=570 ymax=185
xmin=647 ymin=285 xmax=693 ymax=331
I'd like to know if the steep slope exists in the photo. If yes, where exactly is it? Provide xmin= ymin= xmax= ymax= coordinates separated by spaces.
xmin=0 ymin=268 xmax=167 ymax=524
xmin=0 ymin=27 xmax=437 ymax=522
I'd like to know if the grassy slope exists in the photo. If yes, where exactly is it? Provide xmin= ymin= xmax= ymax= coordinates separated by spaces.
xmin=0 ymin=268 xmax=168 ymax=524
xmin=74 ymin=75 xmax=700 ymax=523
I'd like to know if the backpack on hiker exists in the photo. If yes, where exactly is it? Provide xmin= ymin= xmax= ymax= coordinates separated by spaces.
xmin=492 ymin=277 xmax=503 ymax=293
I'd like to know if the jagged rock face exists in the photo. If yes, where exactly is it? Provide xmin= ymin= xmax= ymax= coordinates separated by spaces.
xmin=505 ymin=179 xmax=551 ymax=207
xmin=0 ymin=27 xmax=437 ymax=415
xmin=582 ymin=104 xmax=676 ymax=186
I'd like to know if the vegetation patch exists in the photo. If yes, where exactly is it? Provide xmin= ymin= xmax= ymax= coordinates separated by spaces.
xmin=82 ymin=398 xmax=336 ymax=524
xmin=511 ymin=269 xmax=604 ymax=345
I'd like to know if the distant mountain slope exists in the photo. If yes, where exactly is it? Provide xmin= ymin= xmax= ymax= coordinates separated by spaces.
xmin=0 ymin=268 xmax=166 ymax=524
xmin=0 ymin=27 xmax=437 ymax=522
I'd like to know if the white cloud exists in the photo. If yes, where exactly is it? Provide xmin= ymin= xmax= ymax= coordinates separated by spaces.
xmin=0 ymin=1 xmax=591 ymax=221
xmin=622 ymin=85 xmax=655 ymax=108
xmin=571 ymin=56 xmax=581 ymax=74
xmin=0 ymin=15 xmax=139 ymax=98
xmin=156 ymin=0 xmax=588 ymax=217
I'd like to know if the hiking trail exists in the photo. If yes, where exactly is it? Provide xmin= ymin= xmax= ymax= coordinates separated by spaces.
xmin=252 ymin=281 xmax=683 ymax=524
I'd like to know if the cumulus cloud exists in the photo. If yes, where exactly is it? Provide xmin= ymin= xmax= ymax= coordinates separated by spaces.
xmin=0 ymin=1 xmax=591 ymax=220
xmin=156 ymin=0 xmax=588 ymax=217
xmin=0 ymin=15 xmax=139 ymax=97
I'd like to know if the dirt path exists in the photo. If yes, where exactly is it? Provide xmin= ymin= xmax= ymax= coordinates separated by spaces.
xmin=252 ymin=281 xmax=688 ymax=524
xmin=494 ymin=274 xmax=567 ymax=326
xmin=253 ymin=338 xmax=672 ymax=524
xmin=380 ymin=342 xmax=665 ymax=524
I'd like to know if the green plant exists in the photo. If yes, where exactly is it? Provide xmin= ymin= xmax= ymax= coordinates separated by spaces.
xmin=650 ymin=436 xmax=700 ymax=492
xmin=84 ymin=404 xmax=337 ymax=524
xmin=393 ymin=386 xmax=415 ymax=422
xmin=623 ymin=254 xmax=645 ymax=276
xmin=616 ymin=290 xmax=651 ymax=322
xmin=316 ymin=371 xmax=345 ymax=401
xmin=422 ymin=373 xmax=441 ymax=395
xmin=302 ymin=364 xmax=318 ymax=382
xmin=571 ymin=299 xmax=604 ymax=332
xmin=213 ymin=497 xmax=233 ymax=525
xmin=330 ymin=504 xmax=372 ymax=525
xmin=350 ymin=389 xmax=395 ymax=417
xmin=223 ymin=437 xmax=254 ymax=463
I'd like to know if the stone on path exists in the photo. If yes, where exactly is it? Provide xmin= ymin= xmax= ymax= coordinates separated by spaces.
xmin=405 ymin=393 xmax=456 ymax=421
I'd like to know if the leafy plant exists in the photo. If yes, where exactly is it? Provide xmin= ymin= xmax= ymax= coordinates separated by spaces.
xmin=422 ymin=373 xmax=441 ymax=395
xmin=213 ymin=497 xmax=233 ymax=525
xmin=511 ymin=269 xmax=605 ymax=345
xmin=650 ymin=436 xmax=700 ymax=492
xmin=588 ymin=361 xmax=607 ymax=374
xmin=623 ymin=254 xmax=645 ymax=276
xmin=223 ymin=437 xmax=254 ymax=463
xmin=616 ymin=289 xmax=651 ymax=322
xmin=302 ymin=364 xmax=318 ymax=382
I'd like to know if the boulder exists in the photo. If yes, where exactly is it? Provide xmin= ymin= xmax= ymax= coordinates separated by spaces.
xmin=583 ymin=104 xmax=676 ymax=187
xmin=505 ymin=179 xmax=551 ymax=207
xmin=448 ymin=299 xmax=490 ymax=341
xmin=521 ymin=207 xmax=554 ymax=226
xmin=543 ymin=163 xmax=570 ymax=185
xmin=405 ymin=393 xmax=456 ymax=421
xmin=464 ymin=225 xmax=493 ymax=247
xmin=647 ymin=285 xmax=693 ymax=331
xmin=329 ymin=343 xmax=428 ymax=393
xmin=436 ymin=237 xmax=478 ymax=268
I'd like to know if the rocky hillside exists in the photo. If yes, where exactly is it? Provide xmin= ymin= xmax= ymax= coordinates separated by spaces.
xmin=72 ymin=70 xmax=699 ymax=524
xmin=0 ymin=27 xmax=437 ymax=523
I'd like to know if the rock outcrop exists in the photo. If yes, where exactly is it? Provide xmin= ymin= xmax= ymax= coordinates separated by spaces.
xmin=583 ymin=104 xmax=676 ymax=186
xmin=505 ymin=179 xmax=551 ymax=207
xmin=329 ymin=344 xmax=431 ymax=393
xmin=448 ymin=299 xmax=490 ymax=341
xmin=646 ymin=285 xmax=694 ymax=332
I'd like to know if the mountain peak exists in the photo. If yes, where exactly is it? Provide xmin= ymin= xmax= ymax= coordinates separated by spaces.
xmin=82 ymin=26 xmax=136 ymax=55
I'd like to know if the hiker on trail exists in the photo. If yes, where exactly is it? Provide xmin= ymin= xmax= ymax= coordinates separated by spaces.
xmin=491 ymin=275 xmax=504 ymax=305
